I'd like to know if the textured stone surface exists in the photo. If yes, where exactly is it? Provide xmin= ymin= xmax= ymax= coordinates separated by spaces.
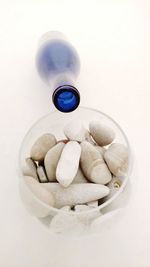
xmin=44 ymin=142 xmax=65 ymax=182
xmin=80 ymin=141 xmax=112 ymax=184
xmin=89 ymin=121 xmax=115 ymax=146
xmin=24 ymin=176 xmax=55 ymax=207
xmin=64 ymin=120 xmax=89 ymax=142
xmin=104 ymin=143 xmax=128 ymax=176
xmin=42 ymin=183 xmax=110 ymax=208
xmin=30 ymin=133 xmax=56 ymax=161
xmin=95 ymin=145 xmax=106 ymax=156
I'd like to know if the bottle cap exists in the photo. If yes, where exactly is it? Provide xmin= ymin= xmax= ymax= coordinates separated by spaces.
xmin=52 ymin=85 xmax=80 ymax=112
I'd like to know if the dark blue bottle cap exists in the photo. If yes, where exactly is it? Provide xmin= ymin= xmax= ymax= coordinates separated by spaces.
xmin=52 ymin=85 xmax=80 ymax=112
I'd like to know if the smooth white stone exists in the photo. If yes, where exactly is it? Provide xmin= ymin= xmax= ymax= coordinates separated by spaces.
xmin=37 ymin=166 xmax=48 ymax=183
xmin=60 ymin=206 xmax=71 ymax=211
xmin=72 ymin=168 xmax=88 ymax=184
xmin=104 ymin=143 xmax=128 ymax=176
xmin=49 ymin=209 xmax=84 ymax=235
xmin=56 ymin=141 xmax=81 ymax=187
xmin=24 ymin=176 xmax=55 ymax=208
xmin=95 ymin=146 xmax=106 ymax=156
xmin=87 ymin=200 xmax=98 ymax=207
xmin=74 ymin=205 xmax=100 ymax=224
xmin=75 ymin=205 xmax=91 ymax=212
xmin=80 ymin=141 xmax=102 ymax=178
xmin=21 ymin=177 xmax=54 ymax=218
xmin=30 ymin=133 xmax=56 ymax=161
xmin=90 ymin=162 xmax=112 ymax=185
xmin=42 ymin=183 xmax=110 ymax=208
xmin=80 ymin=141 xmax=112 ymax=184
xmin=64 ymin=120 xmax=89 ymax=142
xmin=44 ymin=142 xmax=65 ymax=182
xmin=89 ymin=121 xmax=115 ymax=146
xmin=22 ymin=158 xmax=38 ymax=180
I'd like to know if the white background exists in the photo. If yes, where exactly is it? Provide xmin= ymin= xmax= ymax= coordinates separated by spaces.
xmin=0 ymin=0 xmax=150 ymax=266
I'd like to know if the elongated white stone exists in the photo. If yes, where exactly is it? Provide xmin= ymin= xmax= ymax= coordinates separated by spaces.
xmin=80 ymin=141 xmax=112 ymax=184
xmin=56 ymin=141 xmax=81 ymax=187
xmin=64 ymin=120 xmax=88 ymax=142
xmin=89 ymin=121 xmax=115 ymax=146
xmin=42 ymin=183 xmax=110 ymax=208
xmin=37 ymin=166 xmax=48 ymax=183
xmin=44 ymin=142 xmax=65 ymax=182
xmin=22 ymin=158 xmax=38 ymax=180
xmin=104 ymin=143 xmax=128 ymax=176
xmin=24 ymin=176 xmax=55 ymax=208
xmin=30 ymin=133 xmax=56 ymax=161
xmin=95 ymin=146 xmax=106 ymax=156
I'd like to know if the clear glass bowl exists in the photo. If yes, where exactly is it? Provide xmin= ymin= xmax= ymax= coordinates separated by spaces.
xmin=18 ymin=107 xmax=132 ymax=236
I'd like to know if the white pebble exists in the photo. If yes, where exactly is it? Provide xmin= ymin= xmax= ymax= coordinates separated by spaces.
xmin=49 ymin=209 xmax=83 ymax=235
xmin=30 ymin=133 xmax=56 ymax=161
xmin=80 ymin=141 xmax=112 ymax=184
xmin=89 ymin=121 xmax=115 ymax=146
xmin=75 ymin=205 xmax=91 ymax=212
xmin=95 ymin=146 xmax=106 ymax=156
xmin=60 ymin=206 xmax=71 ymax=211
xmin=104 ymin=143 xmax=128 ymax=176
xmin=44 ymin=142 xmax=65 ymax=182
xmin=37 ymin=166 xmax=48 ymax=183
xmin=74 ymin=205 xmax=100 ymax=224
xmin=56 ymin=141 xmax=81 ymax=187
xmin=87 ymin=200 xmax=98 ymax=207
xmin=24 ymin=176 xmax=55 ymax=208
xmin=72 ymin=168 xmax=88 ymax=184
xmin=22 ymin=158 xmax=38 ymax=180
xmin=64 ymin=120 xmax=89 ymax=142
xmin=42 ymin=183 xmax=110 ymax=208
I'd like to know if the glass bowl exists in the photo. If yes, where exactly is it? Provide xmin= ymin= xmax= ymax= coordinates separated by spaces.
xmin=18 ymin=107 xmax=132 ymax=236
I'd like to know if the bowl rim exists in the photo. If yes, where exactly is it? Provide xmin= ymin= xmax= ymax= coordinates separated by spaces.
xmin=18 ymin=106 xmax=133 ymax=215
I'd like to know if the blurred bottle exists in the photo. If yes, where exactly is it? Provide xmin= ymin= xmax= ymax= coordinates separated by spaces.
xmin=36 ymin=31 xmax=80 ymax=112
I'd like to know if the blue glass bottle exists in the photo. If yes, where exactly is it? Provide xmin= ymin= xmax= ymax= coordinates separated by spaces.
xmin=36 ymin=31 xmax=80 ymax=112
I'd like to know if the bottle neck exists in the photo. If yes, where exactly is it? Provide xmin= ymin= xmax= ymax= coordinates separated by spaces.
xmin=47 ymin=72 xmax=76 ymax=93
xmin=52 ymin=84 xmax=80 ymax=113
xmin=47 ymin=72 xmax=80 ymax=113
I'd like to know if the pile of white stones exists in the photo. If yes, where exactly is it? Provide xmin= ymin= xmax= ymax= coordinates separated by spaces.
xmin=22 ymin=120 xmax=128 ymax=216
